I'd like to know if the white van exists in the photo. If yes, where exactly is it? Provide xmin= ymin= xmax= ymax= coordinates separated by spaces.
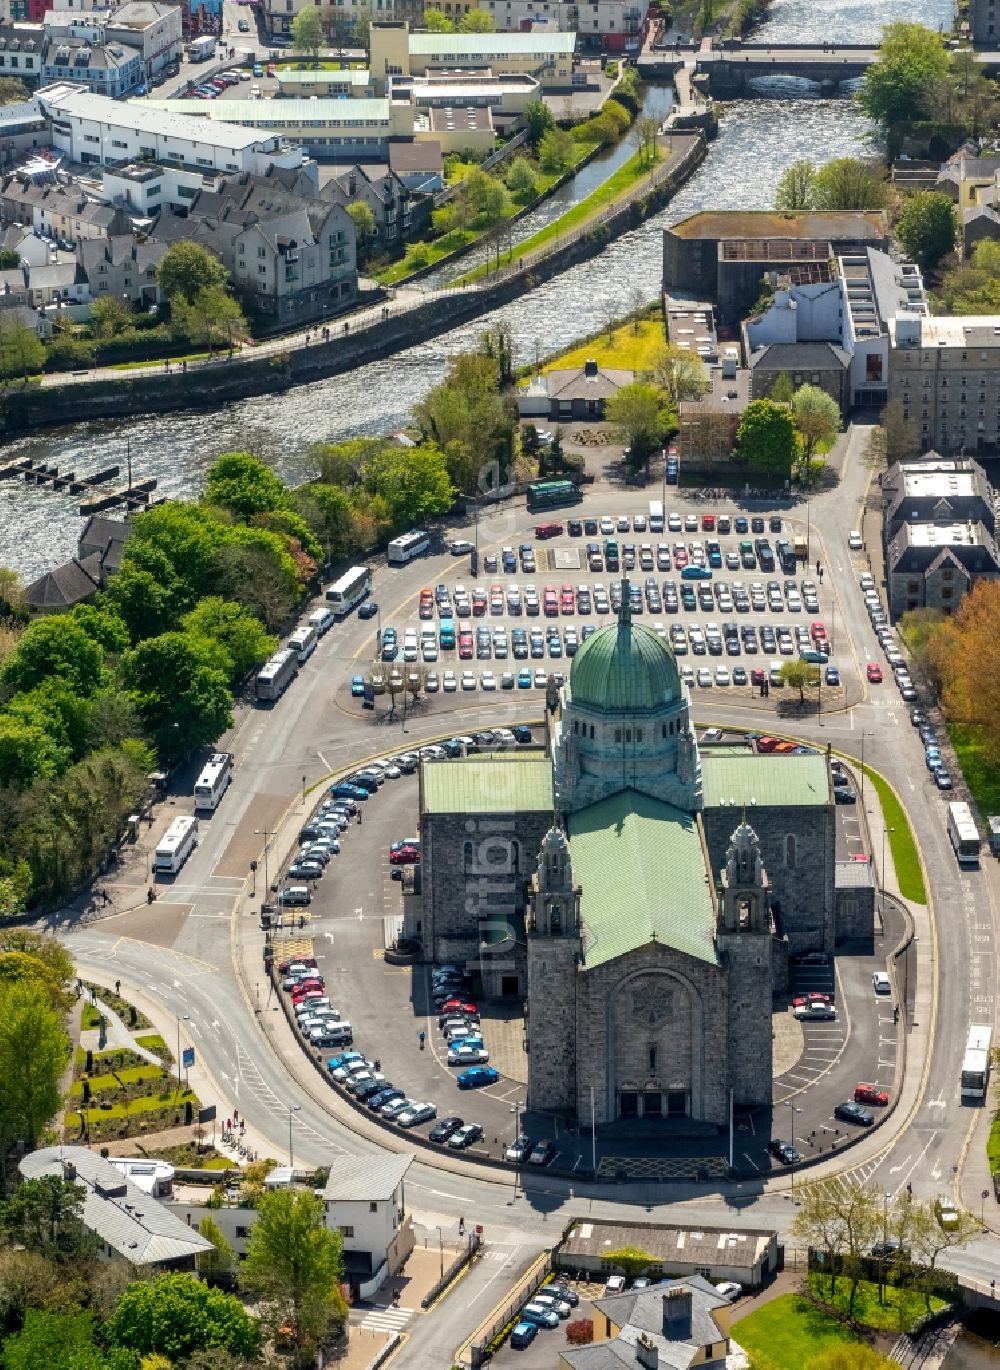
xmin=309 ymin=607 xmax=335 ymax=636
xmin=325 ymin=1022 xmax=353 ymax=1045
xmin=288 ymin=624 xmax=318 ymax=664
xmin=279 ymin=885 xmax=311 ymax=907
xmin=769 ymin=661 xmax=784 ymax=686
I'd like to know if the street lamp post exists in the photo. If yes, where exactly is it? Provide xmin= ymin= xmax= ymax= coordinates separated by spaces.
xmin=254 ymin=828 xmax=274 ymax=894
xmin=435 ymin=1225 xmax=444 ymax=1280
xmin=881 ymin=826 xmax=895 ymax=919
xmin=784 ymin=1100 xmax=801 ymax=1191
xmin=175 ymin=1012 xmax=190 ymax=1087
xmin=288 ymin=1103 xmax=301 ymax=1171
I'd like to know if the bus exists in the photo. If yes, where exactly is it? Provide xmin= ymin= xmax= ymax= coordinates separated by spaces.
xmin=255 ymin=648 xmax=298 ymax=703
xmin=153 ymin=815 xmax=199 ymax=874
xmin=288 ymin=622 xmax=318 ymax=665
xmin=649 ymin=500 xmax=664 ymax=533
xmin=325 ymin=565 xmax=371 ymax=618
xmin=387 ymin=530 xmax=430 ymax=565
xmin=961 ymin=1025 xmax=993 ymax=1101
xmin=193 ymin=752 xmax=233 ymax=812
xmin=526 ymin=479 xmax=581 ymax=514
xmin=947 ymin=801 xmax=981 ymax=867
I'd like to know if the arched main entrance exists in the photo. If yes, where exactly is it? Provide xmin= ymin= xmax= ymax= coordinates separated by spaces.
xmin=608 ymin=968 xmax=703 ymax=1122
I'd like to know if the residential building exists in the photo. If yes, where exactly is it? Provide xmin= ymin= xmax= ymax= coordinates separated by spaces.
xmin=99 ymin=1 xmax=182 ymax=75
xmin=78 ymin=232 xmax=166 ymax=304
xmin=36 ymin=83 xmax=306 ymax=175
xmin=0 ymin=22 xmax=43 ymax=86
xmin=1 ymin=174 xmax=132 ymax=243
xmin=78 ymin=511 xmax=132 ymax=570
xmin=517 ymin=358 xmax=635 ymax=420
xmin=264 ymin=0 xmax=423 ymax=41
xmin=936 ymin=148 xmax=1000 ymax=207
xmin=0 ymin=222 xmax=51 ymax=261
xmin=96 ymin=160 xmax=206 ymax=216
xmin=370 ymin=21 xmax=577 ymax=94
xmin=563 ymin=1278 xmax=732 ymax=1370
xmin=971 ymin=0 xmax=998 ymax=45
xmin=320 ymin=1153 xmax=415 ymax=1297
xmin=454 ymin=0 xmax=648 ymax=53
xmin=0 ymin=297 xmax=53 ymax=334
xmin=24 ymin=253 xmax=88 ymax=301
xmin=747 ymin=340 xmax=851 ymax=410
xmin=18 ymin=1147 xmax=213 ymax=1265
xmin=888 ymin=311 xmax=1000 ymax=455
xmin=41 ymin=32 xmax=143 ymax=97
xmin=321 ymin=163 xmax=416 ymax=245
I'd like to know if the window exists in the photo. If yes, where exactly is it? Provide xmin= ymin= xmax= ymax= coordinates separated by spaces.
xmin=369 ymin=1202 xmax=378 ymax=1213
xmin=614 ymin=728 xmax=622 ymax=743
xmin=235 ymin=1225 xmax=249 ymax=1238
xmin=941 ymin=587 xmax=953 ymax=600
xmin=340 ymin=1226 xmax=354 ymax=1238
xmin=784 ymin=834 xmax=797 ymax=868
xmin=649 ymin=1045 xmax=656 ymax=1073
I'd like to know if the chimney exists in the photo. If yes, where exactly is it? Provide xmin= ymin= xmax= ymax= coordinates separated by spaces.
xmin=62 ymin=1160 xmax=77 ymax=1181
xmin=661 ymin=1287 xmax=693 ymax=1341
xmin=584 ymin=358 xmax=598 ymax=377
xmin=635 ymin=1332 xmax=658 ymax=1369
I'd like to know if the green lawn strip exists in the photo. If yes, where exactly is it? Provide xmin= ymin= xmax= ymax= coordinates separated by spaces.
xmin=949 ymin=723 xmax=1000 ymax=818
xmin=81 ymin=1004 xmax=102 ymax=1030
xmin=135 ymin=1033 xmax=171 ymax=1058
xmin=451 ymin=148 xmax=659 ymax=287
xmin=74 ymin=1045 xmax=153 ymax=1074
xmin=66 ymin=1088 xmax=197 ymax=1127
xmin=987 ymin=1111 xmax=1000 ymax=1172
xmin=103 ymin=351 xmax=211 ymax=371
xmin=807 ymin=1273 xmax=945 ymax=1334
xmin=732 ymin=1294 xmax=862 ymax=1370
xmin=860 ymin=765 xmax=927 ymax=904
xmin=69 ymin=1065 xmax=169 ymax=1096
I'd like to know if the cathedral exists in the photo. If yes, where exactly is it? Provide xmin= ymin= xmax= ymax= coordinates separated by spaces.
xmin=415 ymin=590 xmax=871 ymax=1128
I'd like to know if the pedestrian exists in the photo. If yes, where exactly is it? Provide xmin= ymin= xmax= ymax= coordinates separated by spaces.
xmin=240 ymin=1119 xmax=245 ymax=1135
xmin=419 ymin=1030 xmax=425 ymax=1048
xmin=227 ymin=1117 xmax=232 ymax=1133
xmin=115 ymin=978 xmax=121 ymax=995
xmin=459 ymin=1216 xmax=465 ymax=1236
xmin=233 ymin=1107 xmax=239 ymax=1125
xmin=815 ymin=559 xmax=821 ymax=575
xmin=374 ymin=1058 xmax=381 ymax=1072
xmin=357 ymin=810 xmax=362 ymax=826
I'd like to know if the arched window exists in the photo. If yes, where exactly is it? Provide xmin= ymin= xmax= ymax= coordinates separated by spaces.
xmin=615 ymin=728 xmax=622 ymax=743
xmin=785 ymin=834 xmax=797 ymax=868
xmin=636 ymin=728 xmax=643 ymax=743
xmin=589 ymin=725 xmax=595 ymax=739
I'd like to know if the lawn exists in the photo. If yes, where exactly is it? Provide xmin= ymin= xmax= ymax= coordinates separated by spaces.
xmin=808 ymin=1274 xmax=946 ymax=1333
xmin=540 ymin=317 xmax=664 ymax=377
xmin=105 ymin=351 xmax=211 ymax=371
xmin=451 ymin=147 xmax=661 ymax=287
xmin=949 ymin=723 xmax=1000 ymax=818
xmin=135 ymin=1033 xmax=171 ymax=1059
xmin=860 ymin=765 xmax=927 ymax=905
xmin=987 ymin=1111 xmax=1000 ymax=1173
xmin=69 ymin=1064 xmax=167 ymax=1096
xmin=732 ymin=1294 xmax=862 ymax=1370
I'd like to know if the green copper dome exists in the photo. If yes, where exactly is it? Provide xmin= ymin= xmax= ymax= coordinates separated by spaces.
xmin=569 ymin=608 xmax=681 ymax=713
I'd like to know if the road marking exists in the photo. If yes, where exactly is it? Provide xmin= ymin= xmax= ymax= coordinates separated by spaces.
xmin=359 ymin=1306 xmax=414 ymax=1333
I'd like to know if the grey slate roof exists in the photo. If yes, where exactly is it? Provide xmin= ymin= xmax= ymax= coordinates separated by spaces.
xmin=19 ymin=1147 xmax=213 ymax=1264
xmin=24 ymin=554 xmax=102 ymax=609
xmin=321 ymin=1152 xmax=413 ymax=1202
xmin=565 ymin=1277 xmax=729 ymax=1370
xmin=747 ymin=341 xmax=851 ymax=371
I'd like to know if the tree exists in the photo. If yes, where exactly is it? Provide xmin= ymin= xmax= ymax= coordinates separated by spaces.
xmin=505 ymin=156 xmax=537 ymax=200
xmin=0 ymin=318 xmax=45 ymax=382
xmin=0 ymin=984 xmax=69 ymax=1153
xmin=652 ymin=341 xmax=708 ymax=405
xmin=481 ymin=181 xmax=510 ymax=224
xmin=156 ymin=241 xmax=228 ymax=305
xmin=768 ymin=372 xmax=794 ymax=404
xmin=242 ymin=1188 xmax=347 ymax=1361
xmin=0 ymin=1308 xmax=114 ymax=1370
xmin=0 ymin=950 xmax=70 ymax=1010
xmin=291 ymin=4 xmax=324 ymax=59
xmin=605 ymin=382 xmax=672 ymax=466
xmin=879 ymin=398 xmax=920 ymax=463
xmin=780 ymin=658 xmax=821 ymax=704
xmin=171 ymin=285 xmax=247 ymax=351
xmin=736 ymin=399 xmax=797 ymax=477
xmin=905 ymin=1197 xmax=981 ymax=1309
xmin=538 ymin=127 xmax=575 ymax=174
xmin=774 ymin=158 xmax=816 ymax=211
xmin=360 ymin=441 xmax=454 ymax=528
xmin=791 ymin=1180 xmax=881 ymax=1317
xmin=123 ymin=632 xmax=232 ymax=759
xmin=106 ymin=1273 xmax=260 ymax=1362
xmin=0 ymin=1175 xmax=93 ymax=1261
xmin=197 ymin=1216 xmax=236 ymax=1277
xmin=896 ymin=191 xmax=959 ymax=271
xmin=0 ymin=76 xmax=28 ymax=103
xmin=524 ymin=96 xmax=555 ymax=145
xmin=458 ymin=6 xmax=495 ymax=28
xmin=182 ymin=597 xmax=276 ymax=683
xmin=930 ymin=581 xmax=1000 ymax=759
xmin=0 ymin=716 xmax=66 ymax=788
xmin=213 ymin=536 xmax=298 ymax=632
xmin=88 ymin=296 xmax=133 ymax=339
xmin=413 ymin=350 xmax=516 ymax=493
xmin=630 ymin=114 xmax=659 ymax=168
xmin=2 ymin=616 xmax=104 ymax=698
xmin=792 ymin=384 xmax=841 ymax=462
xmin=105 ymin=565 xmax=177 ymax=643
xmin=810 ymin=157 xmax=889 ymax=211
xmin=603 ymin=1247 xmax=656 ymax=1280
xmin=347 ymin=201 xmax=376 ymax=257
xmin=205 ymin=451 xmax=287 ymax=519
xmin=0 ymin=249 xmax=18 ymax=271
xmin=122 ymin=502 xmax=228 ymax=613
xmin=858 ymin=22 xmax=951 ymax=133
xmin=939 ymin=238 xmax=1000 ymax=314
xmin=422 ymin=7 xmax=455 ymax=28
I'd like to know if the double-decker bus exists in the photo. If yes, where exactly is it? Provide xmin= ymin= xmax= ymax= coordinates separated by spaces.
xmin=153 ymin=815 xmax=199 ymax=874
xmin=193 ymin=752 xmax=233 ymax=812
xmin=947 ymin=801 xmax=981 ymax=867
xmin=325 ymin=566 xmax=372 ymax=618
xmin=526 ymin=479 xmax=581 ymax=514
xmin=961 ymin=1025 xmax=993 ymax=1101
xmin=387 ymin=530 xmax=430 ymax=565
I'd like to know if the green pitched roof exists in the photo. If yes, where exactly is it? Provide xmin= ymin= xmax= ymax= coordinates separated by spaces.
xmin=421 ymin=755 xmax=553 ymax=815
xmin=568 ymin=790 xmax=718 ymax=969
xmin=701 ymin=753 xmax=830 ymax=809
xmin=568 ymin=618 xmax=681 ymax=713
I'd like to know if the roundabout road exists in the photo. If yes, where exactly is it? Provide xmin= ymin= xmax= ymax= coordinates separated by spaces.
xmin=53 ymin=424 xmax=1000 ymax=1317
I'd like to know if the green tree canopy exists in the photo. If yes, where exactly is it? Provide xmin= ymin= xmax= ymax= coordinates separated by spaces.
xmin=347 ymin=201 xmax=376 ymax=250
xmin=172 ymin=285 xmax=247 ymax=350
xmin=938 ymin=237 xmax=1000 ymax=312
xmin=1 ymin=617 xmax=104 ymax=698
xmin=0 ymin=1176 xmax=93 ymax=1263
xmin=0 ymin=951 xmax=69 ymax=1011
xmin=0 ymin=76 xmax=28 ymax=103
xmin=361 ymin=441 xmax=454 ymax=528
xmin=0 ymin=1308 xmax=125 ymax=1370
xmin=241 ymin=1188 xmax=347 ymax=1361
xmin=792 ymin=384 xmax=841 ymax=461
xmin=652 ymin=341 xmax=708 ymax=405
xmin=156 ymin=241 xmax=228 ymax=305
xmin=505 ymin=156 xmax=538 ymax=200
xmin=70 ymin=601 xmax=131 ymax=656
xmin=538 ymin=127 xmax=575 ymax=173
xmin=105 ymin=1273 xmax=260 ymax=1362
xmin=896 ymin=191 xmax=959 ymax=270
xmin=414 ymin=351 xmax=515 ymax=493
xmin=458 ymin=7 xmax=495 ymax=28
xmin=524 ymin=96 xmax=555 ymax=144
xmin=123 ymin=632 xmax=232 ymax=759
xmin=810 ymin=157 xmax=889 ymax=210
xmin=774 ymin=158 xmax=816 ymax=211
xmin=858 ymin=22 xmax=951 ymax=131
xmin=0 ymin=983 xmax=70 ymax=1150
xmin=197 ymin=1215 xmax=236 ymax=1276
xmin=88 ymin=296 xmax=133 ymax=339
xmin=105 ymin=564 xmax=178 ymax=643
xmin=0 ymin=715 xmax=66 ymax=789
xmin=605 ymin=382 xmax=673 ymax=463
xmin=291 ymin=4 xmax=324 ymax=59
xmin=422 ymin=7 xmax=455 ymax=28
xmin=182 ymin=597 xmax=276 ymax=684
xmin=736 ymin=399 xmax=798 ymax=477
xmin=122 ymin=503 xmax=228 ymax=613
xmin=0 ymin=319 xmax=45 ymax=381
xmin=780 ymin=658 xmax=821 ymax=703
xmin=205 ymin=451 xmax=288 ymax=519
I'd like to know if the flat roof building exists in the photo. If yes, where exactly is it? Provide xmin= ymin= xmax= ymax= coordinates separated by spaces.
xmin=889 ymin=311 xmax=1000 ymax=456
xmin=371 ymin=20 xmax=576 ymax=94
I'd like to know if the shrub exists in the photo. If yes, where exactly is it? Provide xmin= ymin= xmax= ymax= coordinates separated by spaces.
xmin=566 ymin=1319 xmax=594 ymax=1345
xmin=43 ymin=335 xmax=95 ymax=372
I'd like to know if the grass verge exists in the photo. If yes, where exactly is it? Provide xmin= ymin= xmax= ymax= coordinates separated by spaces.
xmin=104 ymin=351 xmax=211 ymax=371
xmin=860 ymin=765 xmax=927 ymax=904
xmin=732 ymin=1294 xmax=861 ymax=1370
xmin=538 ymin=317 xmax=665 ymax=376
xmin=949 ymin=723 xmax=1000 ymax=818
xmin=808 ymin=1273 xmax=945 ymax=1333
xmin=988 ymin=1111 xmax=1000 ymax=1173
xmin=451 ymin=148 xmax=660 ymax=287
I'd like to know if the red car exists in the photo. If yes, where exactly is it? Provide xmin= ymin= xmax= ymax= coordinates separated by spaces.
xmin=440 ymin=999 xmax=478 ymax=1016
xmin=750 ymin=668 xmax=766 ymax=687
xmin=792 ymin=992 xmax=833 ymax=1008
xmin=702 ymin=514 xmax=715 ymax=531
xmin=389 ymin=845 xmax=421 ymax=866
xmin=291 ymin=980 xmax=325 ymax=1000
xmin=811 ymin=621 xmax=828 ymax=642
xmin=867 ymin=662 xmax=883 ymax=683
xmin=674 ymin=548 xmax=689 ymax=568
xmin=854 ymin=1082 xmax=889 ymax=1106
xmin=535 ymin=522 xmax=563 ymax=540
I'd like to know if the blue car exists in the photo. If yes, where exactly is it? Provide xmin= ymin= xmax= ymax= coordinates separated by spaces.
xmin=331 ymin=782 xmax=368 ymax=801
xmin=517 ymin=670 xmax=532 ymax=689
xmin=457 ymin=1066 xmax=499 ymax=1090
xmin=351 ymin=674 xmax=365 ymax=697
xmin=824 ymin=665 xmax=840 ymax=686
xmin=327 ymin=1052 xmax=364 ymax=1073
xmin=708 ymin=550 xmax=723 ymax=568
xmin=680 ymin=565 xmax=712 ymax=580
xmin=925 ymin=748 xmax=942 ymax=772
xmin=510 ymin=1320 xmax=539 ymax=1349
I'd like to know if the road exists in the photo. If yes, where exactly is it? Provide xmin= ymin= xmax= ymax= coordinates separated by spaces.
xmin=49 ymin=424 xmax=1000 ymax=1358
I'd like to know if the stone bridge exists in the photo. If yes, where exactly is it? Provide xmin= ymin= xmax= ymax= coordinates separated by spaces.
xmin=694 ymin=42 xmax=879 ymax=96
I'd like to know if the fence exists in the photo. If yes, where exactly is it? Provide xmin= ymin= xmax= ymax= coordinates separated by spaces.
xmin=481 ymin=128 xmax=530 ymax=173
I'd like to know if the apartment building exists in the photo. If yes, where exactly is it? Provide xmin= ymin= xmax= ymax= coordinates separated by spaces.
xmin=888 ymin=312 xmax=1000 ymax=456
xmin=0 ymin=22 xmax=43 ymax=86
xmin=370 ymin=20 xmax=576 ymax=93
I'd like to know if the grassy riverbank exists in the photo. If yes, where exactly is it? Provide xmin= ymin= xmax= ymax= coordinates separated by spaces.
xmin=451 ymin=147 xmax=661 ymax=287
xmin=538 ymin=317 xmax=665 ymax=374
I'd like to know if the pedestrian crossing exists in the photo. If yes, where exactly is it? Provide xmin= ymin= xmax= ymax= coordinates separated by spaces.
xmin=359 ymin=1304 xmax=414 ymax=1333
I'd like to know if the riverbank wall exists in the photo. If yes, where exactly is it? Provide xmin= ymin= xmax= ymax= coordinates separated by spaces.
xmin=0 ymin=135 xmax=707 ymax=438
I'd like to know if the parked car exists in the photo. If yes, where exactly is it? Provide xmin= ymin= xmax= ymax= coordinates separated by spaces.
xmin=834 ymin=1100 xmax=875 ymax=1126
xmin=528 ymin=1139 xmax=556 ymax=1166
xmin=510 ymin=1321 xmax=538 ymax=1349
xmin=396 ymin=1101 xmax=437 ymax=1127
xmin=505 ymin=1133 xmax=534 ymax=1163
xmin=714 ymin=1282 xmax=743 ymax=1302
xmin=457 ymin=1066 xmax=500 ymax=1089
xmin=519 ymin=1303 xmax=559 ymax=1330
xmin=448 ymin=1123 xmax=484 ymax=1149
xmin=428 ymin=1115 xmax=464 ymax=1143
xmin=872 ymin=971 xmax=891 ymax=994
xmin=769 ymin=1139 xmax=800 ymax=1165
xmin=854 ymin=1082 xmax=889 ymax=1106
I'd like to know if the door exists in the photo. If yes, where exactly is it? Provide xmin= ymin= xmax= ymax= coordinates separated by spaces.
xmin=500 ymin=975 xmax=519 ymax=997
xmin=667 ymin=1089 xmax=688 ymax=1118
xmin=619 ymin=1090 xmax=638 ymax=1119
xmin=642 ymin=1091 xmax=663 ymax=1118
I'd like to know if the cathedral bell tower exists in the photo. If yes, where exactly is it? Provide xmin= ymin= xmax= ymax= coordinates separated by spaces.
xmin=716 ymin=820 xmax=773 ymax=1107
xmin=525 ymin=827 xmax=582 ymax=1118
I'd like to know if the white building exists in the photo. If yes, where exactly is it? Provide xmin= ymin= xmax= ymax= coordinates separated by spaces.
xmin=437 ymin=0 xmax=648 ymax=53
xmin=0 ymin=23 xmax=43 ymax=88
xmin=321 ymin=1152 xmax=415 ymax=1296
xmin=36 ymin=83 xmax=306 ymax=174
xmin=370 ymin=21 xmax=577 ymax=94
xmin=42 ymin=30 xmax=143 ymax=97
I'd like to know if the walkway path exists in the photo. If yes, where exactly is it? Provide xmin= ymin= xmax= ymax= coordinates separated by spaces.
xmin=79 ymin=987 xmax=163 ymax=1067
